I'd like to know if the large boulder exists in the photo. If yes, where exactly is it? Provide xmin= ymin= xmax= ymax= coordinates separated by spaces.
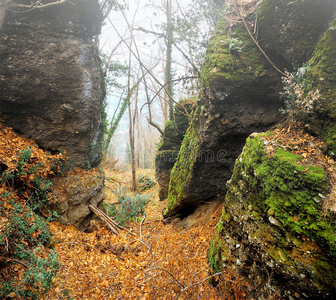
xmin=0 ymin=0 xmax=105 ymax=168
xmin=164 ymin=0 xmax=336 ymax=219
xmin=305 ymin=15 xmax=336 ymax=155
xmin=208 ymin=130 xmax=336 ymax=298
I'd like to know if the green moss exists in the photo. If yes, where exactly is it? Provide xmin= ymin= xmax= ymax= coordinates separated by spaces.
xmin=306 ymin=16 xmax=336 ymax=153
xmin=207 ymin=233 xmax=223 ymax=274
xmin=236 ymin=135 xmax=335 ymax=255
xmin=164 ymin=108 xmax=201 ymax=216
xmin=200 ymin=20 xmax=265 ymax=90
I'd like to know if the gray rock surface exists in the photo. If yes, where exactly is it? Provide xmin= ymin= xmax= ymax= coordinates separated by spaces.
xmin=0 ymin=0 xmax=104 ymax=168
xmin=53 ymin=170 xmax=105 ymax=230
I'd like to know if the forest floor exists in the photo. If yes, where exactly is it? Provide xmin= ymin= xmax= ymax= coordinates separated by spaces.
xmin=44 ymin=167 xmax=227 ymax=300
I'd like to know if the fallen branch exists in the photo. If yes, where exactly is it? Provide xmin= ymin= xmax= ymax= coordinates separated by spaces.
xmin=180 ymin=272 xmax=223 ymax=293
xmin=89 ymin=205 xmax=137 ymax=237
xmin=145 ymin=266 xmax=185 ymax=289
xmin=89 ymin=205 xmax=120 ymax=236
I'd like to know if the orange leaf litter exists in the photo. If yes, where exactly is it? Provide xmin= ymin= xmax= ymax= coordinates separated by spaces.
xmin=45 ymin=184 xmax=223 ymax=299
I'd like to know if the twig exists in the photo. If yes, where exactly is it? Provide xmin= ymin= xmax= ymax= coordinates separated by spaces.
xmin=89 ymin=205 xmax=137 ymax=236
xmin=238 ymin=6 xmax=287 ymax=77
xmin=140 ymin=214 xmax=146 ymax=240
xmin=60 ymin=242 xmax=97 ymax=250
xmin=145 ymin=266 xmax=185 ymax=289
xmin=180 ymin=272 xmax=223 ymax=293
xmin=7 ymin=258 xmax=29 ymax=269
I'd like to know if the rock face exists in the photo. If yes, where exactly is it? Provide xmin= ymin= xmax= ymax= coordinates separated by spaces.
xmin=208 ymin=131 xmax=336 ymax=298
xmin=155 ymin=100 xmax=194 ymax=200
xmin=306 ymin=15 xmax=336 ymax=155
xmin=53 ymin=170 xmax=105 ymax=230
xmin=164 ymin=0 xmax=336 ymax=219
xmin=0 ymin=0 xmax=105 ymax=168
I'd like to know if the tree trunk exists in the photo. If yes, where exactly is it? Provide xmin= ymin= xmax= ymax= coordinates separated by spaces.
xmin=165 ymin=0 xmax=174 ymax=121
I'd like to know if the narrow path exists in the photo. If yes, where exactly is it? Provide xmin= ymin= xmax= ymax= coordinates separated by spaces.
xmin=45 ymin=172 xmax=222 ymax=299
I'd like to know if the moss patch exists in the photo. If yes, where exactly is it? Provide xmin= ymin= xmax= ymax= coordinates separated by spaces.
xmin=164 ymin=108 xmax=201 ymax=216
xmin=306 ymin=15 xmax=336 ymax=153
xmin=236 ymin=135 xmax=334 ymax=253
xmin=209 ymin=131 xmax=336 ymax=294
xmin=200 ymin=20 xmax=265 ymax=91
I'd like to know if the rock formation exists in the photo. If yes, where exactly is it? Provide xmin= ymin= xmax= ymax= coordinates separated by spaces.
xmin=197 ymin=0 xmax=336 ymax=297
xmin=164 ymin=0 xmax=336 ymax=219
xmin=53 ymin=169 xmax=105 ymax=230
xmin=0 ymin=0 xmax=105 ymax=169
xmin=155 ymin=99 xmax=194 ymax=200
xmin=208 ymin=130 xmax=336 ymax=298
xmin=0 ymin=0 xmax=106 ymax=229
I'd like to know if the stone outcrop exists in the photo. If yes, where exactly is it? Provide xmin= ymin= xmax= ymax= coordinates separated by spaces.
xmin=155 ymin=100 xmax=194 ymax=200
xmin=305 ymin=15 xmax=336 ymax=155
xmin=204 ymin=1 xmax=336 ymax=297
xmin=208 ymin=130 xmax=336 ymax=298
xmin=0 ymin=0 xmax=105 ymax=169
xmin=164 ymin=0 xmax=336 ymax=219
xmin=0 ymin=0 xmax=107 ymax=229
xmin=53 ymin=169 xmax=105 ymax=230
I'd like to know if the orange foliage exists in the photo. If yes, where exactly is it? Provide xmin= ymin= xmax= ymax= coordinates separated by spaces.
xmin=45 ymin=186 xmax=225 ymax=299
xmin=0 ymin=123 xmax=65 ymax=179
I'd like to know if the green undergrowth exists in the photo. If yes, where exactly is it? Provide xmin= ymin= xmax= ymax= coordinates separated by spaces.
xmin=104 ymin=189 xmax=153 ymax=226
xmin=0 ymin=146 xmax=65 ymax=299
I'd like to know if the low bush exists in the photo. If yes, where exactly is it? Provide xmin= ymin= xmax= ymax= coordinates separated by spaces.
xmin=138 ymin=175 xmax=155 ymax=191
xmin=0 ymin=125 xmax=65 ymax=299
xmin=105 ymin=189 xmax=152 ymax=226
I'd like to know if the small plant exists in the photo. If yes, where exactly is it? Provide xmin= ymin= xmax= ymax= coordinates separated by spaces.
xmin=105 ymin=189 xmax=152 ymax=226
xmin=0 ymin=127 xmax=66 ymax=299
xmin=228 ymin=38 xmax=243 ymax=54
xmin=138 ymin=175 xmax=155 ymax=191
xmin=280 ymin=64 xmax=320 ymax=122
xmin=0 ymin=193 xmax=60 ymax=299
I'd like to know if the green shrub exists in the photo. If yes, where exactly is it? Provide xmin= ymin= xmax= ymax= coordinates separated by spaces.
xmin=138 ymin=175 xmax=155 ymax=191
xmin=105 ymin=189 xmax=152 ymax=226
xmin=0 ymin=193 xmax=59 ymax=299
xmin=0 ymin=145 xmax=65 ymax=299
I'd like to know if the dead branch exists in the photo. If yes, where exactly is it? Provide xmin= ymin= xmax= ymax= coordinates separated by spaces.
xmin=180 ymin=272 xmax=223 ymax=293
xmin=139 ymin=214 xmax=146 ymax=240
xmin=145 ymin=266 xmax=185 ymax=289
xmin=89 ymin=205 xmax=120 ymax=236
xmin=89 ymin=205 xmax=137 ymax=237
xmin=5 ymin=0 xmax=71 ymax=11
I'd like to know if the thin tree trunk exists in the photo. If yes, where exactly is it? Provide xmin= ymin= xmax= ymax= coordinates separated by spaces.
xmin=165 ymin=0 xmax=174 ymax=121
xmin=126 ymin=43 xmax=136 ymax=192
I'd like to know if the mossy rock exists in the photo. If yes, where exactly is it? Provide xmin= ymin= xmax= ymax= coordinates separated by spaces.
xmin=200 ymin=20 xmax=266 ymax=93
xmin=155 ymin=99 xmax=195 ymax=200
xmin=208 ymin=132 xmax=336 ymax=298
xmin=164 ymin=108 xmax=202 ymax=217
xmin=258 ymin=0 xmax=336 ymax=65
xmin=305 ymin=16 xmax=336 ymax=154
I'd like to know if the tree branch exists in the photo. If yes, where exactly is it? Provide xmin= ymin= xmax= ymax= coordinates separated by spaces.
xmin=4 ymin=0 xmax=71 ymax=12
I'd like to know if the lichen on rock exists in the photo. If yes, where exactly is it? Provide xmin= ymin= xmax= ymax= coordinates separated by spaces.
xmin=53 ymin=169 xmax=105 ymax=230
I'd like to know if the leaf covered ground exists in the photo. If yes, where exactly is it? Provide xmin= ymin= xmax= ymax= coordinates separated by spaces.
xmin=45 ymin=176 xmax=224 ymax=299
